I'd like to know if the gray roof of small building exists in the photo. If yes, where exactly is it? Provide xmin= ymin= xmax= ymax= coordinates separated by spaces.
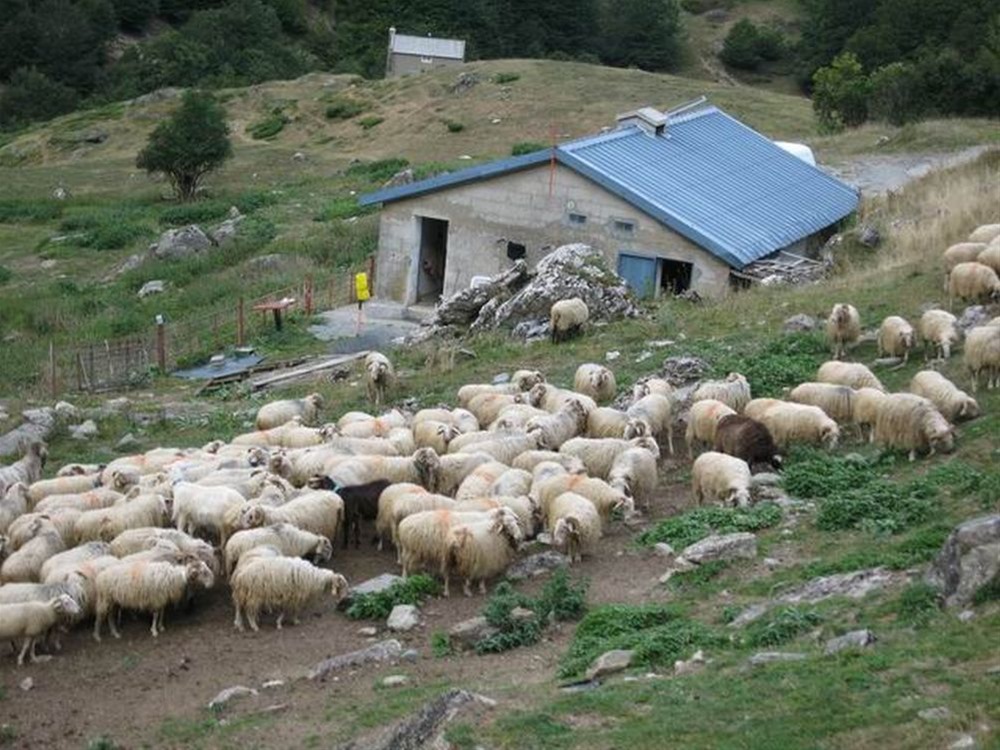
xmin=390 ymin=33 xmax=466 ymax=60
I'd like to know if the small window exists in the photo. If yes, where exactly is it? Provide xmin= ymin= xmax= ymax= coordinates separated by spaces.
xmin=568 ymin=212 xmax=587 ymax=226
xmin=506 ymin=241 xmax=526 ymax=260
xmin=613 ymin=219 xmax=636 ymax=235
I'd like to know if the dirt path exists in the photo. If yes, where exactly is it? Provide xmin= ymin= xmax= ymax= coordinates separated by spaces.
xmin=825 ymin=145 xmax=991 ymax=195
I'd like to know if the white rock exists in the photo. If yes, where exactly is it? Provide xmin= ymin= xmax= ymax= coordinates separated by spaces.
xmin=19 ymin=677 xmax=33 ymax=692
xmin=681 ymin=533 xmax=757 ymax=564
xmin=138 ymin=280 xmax=166 ymax=298
xmin=358 ymin=626 xmax=378 ymax=637
xmin=53 ymin=401 xmax=78 ymax=421
xmin=585 ymin=649 xmax=634 ymax=680
xmin=386 ymin=604 xmax=420 ymax=632
xmin=69 ymin=420 xmax=99 ymax=440
xmin=917 ymin=706 xmax=952 ymax=722
xmin=605 ymin=350 xmax=621 ymax=361
xmin=381 ymin=674 xmax=409 ymax=687
xmin=208 ymin=685 xmax=258 ymax=710
xmin=653 ymin=542 xmax=675 ymax=558
xmin=949 ymin=735 xmax=977 ymax=749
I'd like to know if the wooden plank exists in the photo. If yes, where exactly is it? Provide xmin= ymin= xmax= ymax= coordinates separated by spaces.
xmin=249 ymin=351 xmax=369 ymax=391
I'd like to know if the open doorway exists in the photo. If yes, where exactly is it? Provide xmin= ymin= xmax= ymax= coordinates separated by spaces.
xmin=659 ymin=258 xmax=693 ymax=296
xmin=417 ymin=216 xmax=448 ymax=302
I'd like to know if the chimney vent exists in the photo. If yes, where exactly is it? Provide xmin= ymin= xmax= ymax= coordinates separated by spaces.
xmin=616 ymin=106 xmax=668 ymax=136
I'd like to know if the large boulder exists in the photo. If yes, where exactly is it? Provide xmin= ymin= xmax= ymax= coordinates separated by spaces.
xmin=208 ymin=213 xmax=245 ymax=246
xmin=926 ymin=515 xmax=1000 ymax=608
xmin=149 ymin=225 xmax=213 ymax=261
xmin=680 ymin=533 xmax=758 ymax=564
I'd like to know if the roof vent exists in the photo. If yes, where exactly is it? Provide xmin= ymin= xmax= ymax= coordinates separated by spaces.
xmin=616 ymin=106 xmax=668 ymax=136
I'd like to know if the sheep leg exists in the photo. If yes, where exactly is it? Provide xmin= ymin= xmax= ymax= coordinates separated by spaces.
xmin=463 ymin=579 xmax=473 ymax=597
xmin=908 ymin=450 xmax=917 ymax=462
xmin=234 ymin=605 xmax=245 ymax=631
xmin=479 ymin=580 xmax=486 ymax=595
xmin=109 ymin=609 xmax=122 ymax=640
xmin=248 ymin=610 xmax=260 ymax=632
xmin=93 ymin=612 xmax=103 ymax=642
xmin=665 ymin=429 xmax=675 ymax=457
xmin=17 ymin=638 xmax=31 ymax=667
xmin=275 ymin=612 xmax=284 ymax=630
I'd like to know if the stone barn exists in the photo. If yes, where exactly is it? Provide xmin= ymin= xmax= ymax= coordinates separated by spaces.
xmin=385 ymin=27 xmax=466 ymax=78
xmin=359 ymin=103 xmax=859 ymax=305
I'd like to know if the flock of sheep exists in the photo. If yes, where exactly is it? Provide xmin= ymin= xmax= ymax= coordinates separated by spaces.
xmin=0 ymin=225 xmax=997 ymax=668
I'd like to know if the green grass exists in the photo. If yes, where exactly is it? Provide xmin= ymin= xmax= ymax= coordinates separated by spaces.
xmin=358 ymin=116 xmax=384 ymax=130
xmin=741 ymin=605 xmax=823 ymax=648
xmin=892 ymin=582 xmax=940 ymax=628
xmin=0 ymin=198 xmax=63 ymax=223
xmin=636 ymin=503 xmax=783 ymax=549
xmin=345 ymin=574 xmax=440 ymax=620
xmin=325 ymin=98 xmax=368 ymax=120
xmin=246 ymin=113 xmax=288 ymax=140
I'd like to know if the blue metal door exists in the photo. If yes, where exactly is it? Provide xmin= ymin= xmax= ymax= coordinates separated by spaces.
xmin=617 ymin=253 xmax=656 ymax=299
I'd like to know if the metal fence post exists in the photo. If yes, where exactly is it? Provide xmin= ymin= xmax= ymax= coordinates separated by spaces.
xmin=156 ymin=315 xmax=166 ymax=372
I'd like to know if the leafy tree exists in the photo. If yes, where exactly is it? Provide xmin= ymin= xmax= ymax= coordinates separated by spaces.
xmin=812 ymin=52 xmax=871 ymax=131
xmin=0 ymin=67 xmax=79 ymax=129
xmin=601 ymin=0 xmax=682 ymax=71
xmin=721 ymin=19 xmax=765 ymax=70
xmin=135 ymin=90 xmax=232 ymax=201
xmin=867 ymin=61 xmax=923 ymax=125
xmin=113 ymin=0 xmax=160 ymax=30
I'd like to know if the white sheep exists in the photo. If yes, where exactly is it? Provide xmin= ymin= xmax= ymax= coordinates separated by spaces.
xmin=943 ymin=242 xmax=986 ymax=270
xmin=414 ymin=420 xmax=461 ymax=454
xmin=526 ymin=401 xmax=587 ymax=450
xmin=446 ymin=432 xmax=540 ymax=466
xmin=919 ymin=309 xmax=961 ymax=360
xmin=530 ymin=383 xmax=597 ymax=416
xmin=853 ymin=387 xmax=889 ymax=443
xmin=964 ymin=325 xmax=1000 ymax=391
xmin=632 ymin=377 xmax=673 ymax=402
xmin=574 ymin=363 xmax=617 ymax=403
xmin=873 ymin=393 xmax=954 ymax=461
xmin=108 ymin=528 xmax=219 ymax=575
xmin=255 ymin=393 xmax=324 ymax=430
xmin=365 ymin=352 xmax=395 ymax=407
xmin=548 ymin=492 xmax=601 ymax=563
xmin=550 ymin=297 xmax=588 ymax=343
xmin=423 ymin=450 xmax=496 ymax=497
xmin=448 ymin=511 xmax=523 ymax=596
xmin=490 ymin=404 xmax=549 ymax=432
xmin=7 ymin=509 xmax=80 ymax=549
xmin=230 ymin=553 xmax=348 ymax=631
xmin=488 ymin=468 xmax=533 ymax=498
xmin=559 ymin=436 xmax=659 ymax=479
xmin=412 ymin=407 xmax=479 ymax=434
xmin=236 ymin=490 xmax=344 ymax=543
xmin=0 ymin=594 xmax=81 ymax=665
xmin=948 ymin=262 xmax=1000 ymax=308
xmin=533 ymin=474 xmax=629 ymax=522
xmin=816 ymin=361 xmax=885 ymax=391
xmin=340 ymin=412 xmax=410 ymax=439
xmin=691 ymin=452 xmax=751 ymax=507
xmin=27 ymin=473 xmax=101 ymax=507
xmin=1 ymin=482 xmax=29 ymax=534
xmin=608 ymin=446 xmax=658 ymax=511
xmin=788 ymin=382 xmax=856 ymax=423
xmin=741 ymin=398 xmax=786 ymax=420
xmin=876 ymin=316 xmax=916 ymax=362
xmin=625 ymin=393 xmax=674 ymax=455
xmin=978 ymin=243 xmax=1000 ymax=274
xmin=454 ymin=461 xmax=510 ymax=502
xmin=375 ymin=484 xmax=456 ymax=551
xmin=825 ymin=303 xmax=861 ymax=359
xmin=685 ymin=399 xmax=737 ymax=458
xmin=56 ymin=462 xmax=105 ymax=478
xmin=38 ymin=541 xmax=112 ymax=583
xmin=968 ymin=223 xmax=1000 ymax=243
xmin=0 ymin=442 xmax=47 ymax=498
xmin=1 ymin=518 xmax=65 ymax=583
xmin=0 ymin=576 xmax=89 ymax=649
xmin=910 ymin=370 xmax=979 ymax=422
xmin=93 ymin=559 xmax=214 ymax=640
xmin=74 ymin=493 xmax=171 ymax=544
xmin=757 ymin=402 xmax=840 ymax=449
xmin=35 ymin=487 xmax=123 ymax=514
xmin=586 ymin=407 xmax=629 ymax=439
xmin=466 ymin=392 xmax=528 ymax=426
xmin=692 ymin=373 xmax=751 ymax=413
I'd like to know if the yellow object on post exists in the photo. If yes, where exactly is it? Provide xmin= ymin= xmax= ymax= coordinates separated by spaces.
xmin=355 ymin=272 xmax=370 ymax=303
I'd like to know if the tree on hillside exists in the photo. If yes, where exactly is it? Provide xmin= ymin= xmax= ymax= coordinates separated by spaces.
xmin=136 ymin=90 xmax=232 ymax=201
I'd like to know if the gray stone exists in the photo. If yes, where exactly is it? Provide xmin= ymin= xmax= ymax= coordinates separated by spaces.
xmin=347 ymin=573 xmax=403 ymax=600
xmin=308 ymin=639 xmax=403 ymax=680
xmin=509 ymin=607 xmax=535 ymax=623
xmin=381 ymin=674 xmax=409 ymax=687
xmin=660 ymin=356 xmax=710 ymax=386
xmin=19 ymin=677 xmax=33 ymax=692
xmin=401 ymin=649 xmax=419 ymax=663
xmin=150 ymin=225 xmax=213 ymax=261
xmin=69 ymin=420 xmax=99 ymax=441
xmin=778 ymin=567 xmax=899 ymax=605
xmin=208 ymin=214 xmax=245 ymax=246
xmin=292 ymin=151 xmax=306 ymax=162
xmin=0 ymin=407 xmax=55 ymax=458
xmin=659 ymin=556 xmax=697 ymax=583
xmin=208 ymin=685 xmax=258 ymax=710
xmin=53 ymin=401 xmax=79 ymax=422
xmin=138 ymin=280 xmax=166 ymax=298
xmin=506 ymin=551 xmax=569 ymax=580
xmin=783 ymin=314 xmax=818 ymax=333
xmin=105 ymin=252 xmax=146 ymax=280
xmin=448 ymin=617 xmax=497 ymax=651
xmin=382 ymin=169 xmax=415 ymax=188
xmin=260 ymin=679 xmax=284 ymax=690
xmin=917 ymin=706 xmax=952 ymax=722
xmin=728 ymin=602 xmax=769 ymax=628
xmin=386 ymin=604 xmax=420 ymax=632
xmin=52 ymin=187 xmax=69 ymax=200
xmin=858 ymin=224 xmax=880 ymax=247
xmin=763 ymin=557 xmax=781 ymax=570
xmin=104 ymin=397 xmax=131 ymax=414
xmin=653 ymin=542 xmax=675 ymax=558
xmin=673 ymin=649 xmax=707 ymax=676
xmin=585 ymin=649 xmax=634 ymax=681
xmin=116 ymin=433 xmax=140 ymax=452
xmin=958 ymin=609 xmax=975 ymax=623
xmin=357 ymin=626 xmax=377 ymax=637
xmin=926 ymin=515 xmax=1000 ymax=608
xmin=750 ymin=472 xmax=783 ymax=488
xmin=680 ymin=533 xmax=757 ymax=564
xmin=748 ymin=652 xmax=807 ymax=666
xmin=958 ymin=305 xmax=991 ymax=331
xmin=824 ymin=629 xmax=876 ymax=655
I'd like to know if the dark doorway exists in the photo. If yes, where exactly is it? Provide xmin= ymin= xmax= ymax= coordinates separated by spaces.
xmin=659 ymin=258 xmax=693 ymax=295
xmin=417 ymin=217 xmax=448 ymax=302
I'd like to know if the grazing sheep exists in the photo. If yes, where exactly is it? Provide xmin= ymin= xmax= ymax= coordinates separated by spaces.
xmin=35 ymin=487 xmax=123 ymax=514
xmin=685 ymin=400 xmax=737 ymax=458
xmin=919 ymin=309 xmax=961 ymax=360
xmin=27 ymin=473 xmax=101 ymax=506
xmin=692 ymin=373 xmax=751 ymax=413
xmin=853 ymin=387 xmax=889 ymax=443
xmin=757 ymin=402 xmax=840 ymax=449
xmin=489 ymin=469 xmax=533 ymax=498
xmin=816 ymin=361 xmax=885 ymax=391
xmin=0 ymin=442 xmax=47 ymax=498
xmin=56 ymin=463 xmax=105 ymax=478
xmin=691 ymin=452 xmax=752 ymax=507
xmin=910 ymin=370 xmax=979 ymax=422
xmin=448 ymin=511 xmax=523 ymax=596
xmin=512 ymin=451 xmax=587 ymax=475
xmin=632 ymin=377 xmax=673 ymax=402
xmin=625 ymin=394 xmax=674 ymax=455
xmin=1 ymin=519 xmax=65 ymax=583
xmin=978 ymin=243 xmax=1000 ymax=273
xmin=873 ymin=393 xmax=954 ymax=461
xmin=574 ymin=364 xmax=617 ymax=403
xmin=414 ymin=420 xmax=461 ymax=454
xmin=968 ymin=223 xmax=1000 ymax=243
xmin=526 ymin=401 xmax=588 ymax=450
xmin=964 ymin=325 xmax=1000 ymax=391
xmin=421 ymin=450 xmax=495 ymax=497
xmin=825 ymin=304 xmax=861 ymax=359
xmin=789 ymin=382 xmax=857 ymax=423
xmin=1 ymin=482 xmax=29 ymax=534
xmin=457 ymin=382 xmax=523 ymax=406
xmin=376 ymin=486 xmax=456 ymax=552
xmin=7 ymin=510 xmax=80 ymax=549
xmin=255 ymin=393 xmax=323 ymax=430
xmin=339 ymin=412 xmax=410 ymax=439
xmin=309 ymin=478 xmax=391 ymax=549
xmin=224 ymin=523 xmax=333 ymax=576
xmin=533 ymin=474 xmax=629 ymax=521
xmin=74 ymin=493 xmax=171 ymax=544
xmin=323 ymin=453 xmax=436 ymax=490
xmin=550 ymin=297 xmax=589 ymax=343
xmin=93 ymin=559 xmax=214 ymax=640
xmin=38 ymin=542 xmax=111 ymax=583
xmin=491 ymin=404 xmax=549 ymax=431
xmin=607 ymin=447 xmax=657 ymax=511
xmin=712 ymin=414 xmax=782 ymax=470
xmin=0 ymin=577 xmax=89 ymax=648
xmin=0 ymin=595 xmax=81 ymax=665
xmin=948 ymin=262 xmax=1000 ymax=308
xmin=232 ymin=419 xmax=332 ymax=449
xmin=943 ymin=242 xmax=986 ymax=270
xmin=236 ymin=490 xmax=344 ymax=543
xmin=466 ymin=393 xmax=530 ymax=427
xmin=365 ymin=352 xmax=395 ymax=407
xmin=231 ymin=553 xmax=348 ymax=631
xmin=876 ymin=316 xmax=916 ymax=362
xmin=529 ymin=383 xmax=596 ymax=416
xmin=548 ymin=492 xmax=601 ymax=563
xmin=559 ymin=436 xmax=659 ymax=479
xmin=586 ymin=407 xmax=629 ymax=439
xmin=455 ymin=462 xmax=510 ymax=502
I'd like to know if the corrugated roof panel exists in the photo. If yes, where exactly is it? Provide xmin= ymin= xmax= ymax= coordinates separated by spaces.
xmin=391 ymin=34 xmax=465 ymax=59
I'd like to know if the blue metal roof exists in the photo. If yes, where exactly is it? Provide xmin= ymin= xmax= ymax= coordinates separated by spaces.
xmin=359 ymin=106 xmax=860 ymax=269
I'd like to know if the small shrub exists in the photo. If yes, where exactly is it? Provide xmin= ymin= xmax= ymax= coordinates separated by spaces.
xmin=431 ymin=631 xmax=453 ymax=657
xmin=345 ymin=574 xmax=440 ymax=620
xmin=511 ymin=141 xmax=547 ymax=156
xmin=358 ymin=116 xmax=384 ymax=130
xmin=0 ymin=199 xmax=63 ymax=223
xmin=636 ymin=503 xmax=782 ymax=549
xmin=247 ymin=113 xmax=288 ymax=140
xmin=86 ymin=737 xmax=120 ymax=750
xmin=926 ymin=462 xmax=1000 ymax=508
xmin=535 ymin=569 xmax=588 ymax=622
xmin=493 ymin=72 xmax=520 ymax=84
xmin=345 ymin=158 xmax=409 ymax=183
xmin=895 ymin=582 xmax=939 ymax=627
xmin=0 ymin=266 xmax=11 ymax=285
xmin=233 ymin=190 xmax=279 ymax=214
xmin=325 ymin=98 xmax=367 ymax=119
xmin=444 ymin=120 xmax=465 ymax=133
xmin=742 ymin=606 xmax=822 ymax=648
xmin=667 ymin=560 xmax=731 ymax=593
xmin=314 ymin=197 xmax=375 ymax=222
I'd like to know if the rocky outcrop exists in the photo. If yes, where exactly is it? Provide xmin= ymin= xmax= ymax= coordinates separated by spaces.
xmin=0 ymin=408 xmax=55 ymax=458
xmin=926 ymin=515 xmax=1000 ymax=608
xmin=308 ymin=640 xmax=403 ymax=680
xmin=149 ymin=225 xmax=213 ymax=261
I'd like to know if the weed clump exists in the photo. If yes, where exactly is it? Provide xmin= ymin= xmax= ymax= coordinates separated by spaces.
xmin=345 ymin=158 xmax=409 ymax=183
xmin=894 ymin=582 xmax=940 ymax=627
xmin=345 ymin=574 xmax=440 ymax=620
xmin=636 ymin=503 xmax=782 ymax=549
xmin=247 ymin=113 xmax=288 ymax=140
xmin=742 ymin=606 xmax=822 ymax=647
xmin=0 ymin=199 xmax=63 ymax=223
xmin=325 ymin=98 xmax=368 ymax=120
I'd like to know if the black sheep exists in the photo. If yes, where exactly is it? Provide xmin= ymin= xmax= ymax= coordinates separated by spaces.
xmin=313 ymin=477 xmax=392 ymax=549
xmin=713 ymin=414 xmax=783 ymax=471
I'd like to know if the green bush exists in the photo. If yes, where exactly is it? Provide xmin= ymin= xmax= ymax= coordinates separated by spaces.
xmin=679 ymin=0 xmax=730 ymax=13
xmin=636 ymin=503 xmax=782 ymax=549
xmin=345 ymin=574 xmax=440 ymax=620
xmin=345 ymin=158 xmax=410 ymax=184
xmin=444 ymin=120 xmax=465 ymax=133
xmin=0 ymin=265 xmax=11 ymax=285
xmin=894 ymin=583 xmax=939 ymax=627
xmin=431 ymin=631 xmax=453 ymax=657
xmin=314 ymin=197 xmax=375 ymax=222
xmin=511 ymin=142 xmax=548 ymax=156
xmin=358 ymin=116 xmax=384 ymax=130
xmin=247 ymin=113 xmax=288 ymax=140
xmin=925 ymin=462 xmax=1000 ymax=509
xmin=742 ymin=606 xmax=822 ymax=647
xmin=812 ymin=52 xmax=871 ymax=132
xmin=0 ymin=199 xmax=64 ymax=223
xmin=720 ymin=19 xmax=786 ymax=71
xmin=325 ymin=98 xmax=368 ymax=119
xmin=493 ymin=72 xmax=520 ymax=84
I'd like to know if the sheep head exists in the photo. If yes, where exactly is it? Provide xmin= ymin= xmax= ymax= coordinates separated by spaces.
xmin=727 ymin=486 xmax=751 ymax=508
xmin=492 ymin=508 xmax=523 ymax=548
xmin=112 ymin=469 xmax=139 ymax=492
xmin=202 ymin=440 xmax=225 ymax=454
xmin=526 ymin=383 xmax=548 ymax=407
xmin=832 ymin=304 xmax=851 ymax=326
xmin=514 ymin=370 xmax=545 ymax=390
xmin=327 ymin=572 xmax=350 ymax=602
xmin=268 ymin=452 xmax=292 ymax=478
xmin=958 ymin=397 xmax=980 ymax=420
xmin=240 ymin=504 xmax=267 ymax=530
xmin=413 ymin=447 xmax=440 ymax=491
xmin=319 ymin=424 xmax=339 ymax=441
xmin=186 ymin=560 xmax=215 ymax=590
xmin=52 ymin=593 xmax=82 ymax=619
xmin=306 ymin=393 xmax=324 ymax=410
xmin=821 ymin=423 xmax=840 ymax=450
xmin=623 ymin=418 xmax=650 ymax=440
xmin=5 ymin=482 xmax=29 ymax=506
xmin=314 ymin=537 xmax=334 ymax=564
xmin=552 ymin=517 xmax=579 ymax=551
xmin=630 ymin=436 xmax=661 ymax=459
